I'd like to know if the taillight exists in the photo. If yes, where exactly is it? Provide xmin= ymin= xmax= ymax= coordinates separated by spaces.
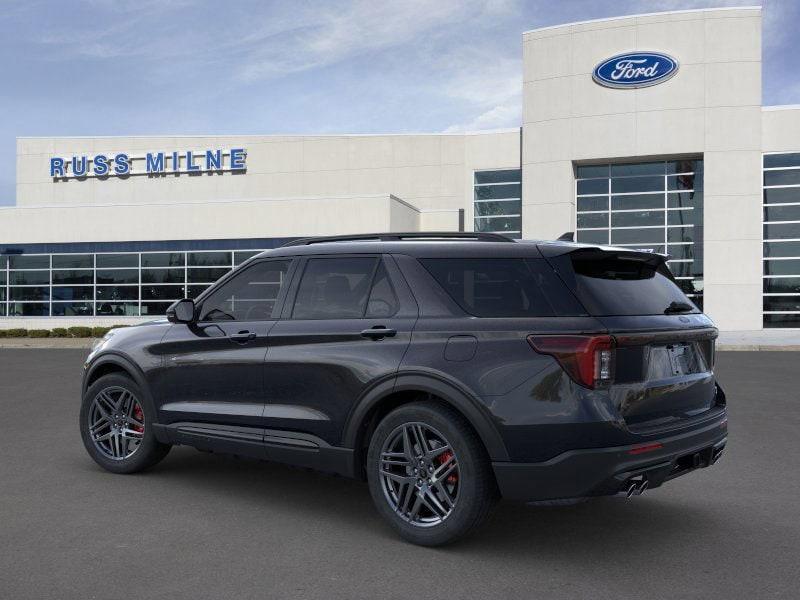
xmin=527 ymin=334 xmax=614 ymax=389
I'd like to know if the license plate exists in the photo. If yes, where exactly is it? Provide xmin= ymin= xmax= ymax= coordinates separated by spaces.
xmin=667 ymin=344 xmax=689 ymax=376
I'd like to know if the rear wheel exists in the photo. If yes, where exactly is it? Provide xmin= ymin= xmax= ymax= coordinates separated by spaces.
xmin=79 ymin=373 xmax=171 ymax=474
xmin=366 ymin=401 xmax=496 ymax=546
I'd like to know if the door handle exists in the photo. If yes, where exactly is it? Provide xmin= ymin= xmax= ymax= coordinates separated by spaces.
xmin=230 ymin=330 xmax=257 ymax=343
xmin=361 ymin=327 xmax=397 ymax=340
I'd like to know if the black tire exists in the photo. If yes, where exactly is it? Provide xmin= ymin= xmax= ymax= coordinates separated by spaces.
xmin=80 ymin=373 xmax=171 ymax=474
xmin=366 ymin=401 xmax=497 ymax=546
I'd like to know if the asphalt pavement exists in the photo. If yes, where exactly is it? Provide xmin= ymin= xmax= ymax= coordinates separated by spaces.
xmin=1 ymin=349 xmax=798 ymax=599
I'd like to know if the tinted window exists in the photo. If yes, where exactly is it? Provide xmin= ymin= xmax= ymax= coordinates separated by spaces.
xmin=292 ymin=257 xmax=377 ymax=319
xmin=199 ymin=260 xmax=291 ymax=321
xmin=565 ymin=250 xmax=695 ymax=316
xmin=366 ymin=262 xmax=399 ymax=318
xmin=420 ymin=258 xmax=584 ymax=318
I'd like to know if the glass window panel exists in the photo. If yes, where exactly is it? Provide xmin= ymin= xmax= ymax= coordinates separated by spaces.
xmin=764 ymin=314 xmax=800 ymax=328
xmin=474 ymin=169 xmax=520 ymax=184
xmin=667 ymin=191 xmax=702 ymax=209
xmin=763 ymin=188 xmax=800 ymax=204
xmin=8 ymin=302 xmax=49 ymax=316
xmin=0 ymin=288 xmax=5 ymax=301
xmin=620 ymin=244 xmax=665 ymax=254
xmin=474 ymin=183 xmax=521 ymax=200
xmin=52 ymin=254 xmax=93 ymax=269
xmin=201 ymin=260 xmax=292 ymax=321
xmin=667 ymin=261 xmax=694 ymax=277
xmin=0 ymin=255 xmax=6 ymax=269
xmin=611 ymin=162 xmax=664 ymax=176
xmin=52 ymin=286 xmax=93 ymax=301
xmin=141 ymin=268 xmax=184 ymax=284
xmin=611 ymin=194 xmax=664 ymax=211
xmin=576 ymin=229 xmax=609 ymax=244
xmin=577 ymin=212 xmax=608 ymax=228
xmin=0 ymin=304 xmax=5 ymax=316
xmin=611 ymin=228 xmax=664 ymax=245
xmin=666 ymin=159 xmax=702 ymax=174
xmin=9 ymin=255 xmax=49 ymax=269
xmin=473 ymin=216 xmax=521 ymax=233
xmin=764 ymin=223 xmax=800 ymax=240
xmin=668 ymin=227 xmax=694 ymax=243
xmin=763 ymin=296 xmax=800 ymax=312
xmin=234 ymin=251 xmax=261 ymax=265
xmin=676 ymin=279 xmax=703 ymax=295
xmin=764 ymin=153 xmax=800 ymax=168
xmin=10 ymin=287 xmax=49 ymax=301
xmin=141 ymin=253 xmax=185 ymax=268
xmin=667 ymin=208 xmax=698 ymax=226
xmin=291 ymin=258 xmax=374 ymax=320
xmin=764 ymin=259 xmax=800 ymax=276
xmin=52 ymin=302 xmax=94 ymax=316
xmin=52 ymin=269 xmax=93 ymax=284
xmin=365 ymin=262 xmax=399 ymax=318
xmin=188 ymin=251 xmax=232 ymax=267
xmin=764 ymin=241 xmax=800 ymax=258
xmin=187 ymin=285 xmax=210 ymax=298
xmin=141 ymin=302 xmax=173 ymax=316
xmin=764 ymin=169 xmax=800 ymax=187
xmin=96 ymin=302 xmax=139 ymax=316
xmin=96 ymin=286 xmax=139 ymax=300
xmin=96 ymin=254 xmax=138 ymax=268
xmin=141 ymin=285 xmax=185 ymax=301
xmin=575 ymin=165 xmax=608 ymax=178
xmin=764 ymin=205 xmax=800 ymax=222
xmin=577 ymin=179 xmax=608 ymax=195
xmin=9 ymin=271 xmax=49 ymax=285
xmin=0 ymin=271 xmax=5 ymax=285
xmin=577 ymin=196 xmax=608 ymax=212
xmin=611 ymin=176 xmax=664 ymax=194
xmin=667 ymin=174 xmax=700 ymax=191
xmin=187 ymin=267 xmax=231 ymax=283
xmin=763 ymin=278 xmax=800 ymax=294
xmin=474 ymin=200 xmax=521 ymax=217
xmin=611 ymin=210 xmax=665 ymax=228
xmin=667 ymin=244 xmax=695 ymax=260
xmin=96 ymin=269 xmax=138 ymax=284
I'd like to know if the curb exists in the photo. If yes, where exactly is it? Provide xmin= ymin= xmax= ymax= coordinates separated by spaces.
xmin=0 ymin=339 xmax=98 ymax=349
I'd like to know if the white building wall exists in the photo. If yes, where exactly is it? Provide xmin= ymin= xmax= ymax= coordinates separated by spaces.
xmin=522 ymin=7 xmax=763 ymax=330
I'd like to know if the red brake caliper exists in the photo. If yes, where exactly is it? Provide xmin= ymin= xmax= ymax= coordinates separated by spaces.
xmin=132 ymin=404 xmax=144 ymax=434
xmin=436 ymin=450 xmax=458 ymax=485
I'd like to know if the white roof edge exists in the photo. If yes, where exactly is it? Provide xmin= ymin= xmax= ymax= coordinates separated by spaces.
xmin=763 ymin=104 xmax=800 ymax=111
xmin=15 ymin=128 xmax=520 ymax=141
xmin=522 ymin=5 xmax=762 ymax=36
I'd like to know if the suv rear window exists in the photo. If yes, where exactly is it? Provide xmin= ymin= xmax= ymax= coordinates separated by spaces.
xmin=563 ymin=250 xmax=697 ymax=316
xmin=420 ymin=258 xmax=584 ymax=317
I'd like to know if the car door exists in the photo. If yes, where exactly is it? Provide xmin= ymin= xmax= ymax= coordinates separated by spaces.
xmin=152 ymin=258 xmax=296 ymax=432
xmin=262 ymin=254 xmax=417 ymax=447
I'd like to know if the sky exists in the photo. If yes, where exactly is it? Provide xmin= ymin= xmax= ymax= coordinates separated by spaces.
xmin=1 ymin=0 xmax=798 ymax=206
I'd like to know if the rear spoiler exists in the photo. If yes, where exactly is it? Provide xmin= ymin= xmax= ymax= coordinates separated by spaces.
xmin=537 ymin=242 xmax=670 ymax=265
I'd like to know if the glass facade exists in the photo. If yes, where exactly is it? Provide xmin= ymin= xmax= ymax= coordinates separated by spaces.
xmin=0 ymin=250 xmax=263 ymax=318
xmin=575 ymin=159 xmax=704 ymax=308
xmin=474 ymin=169 xmax=521 ymax=239
xmin=763 ymin=153 xmax=800 ymax=328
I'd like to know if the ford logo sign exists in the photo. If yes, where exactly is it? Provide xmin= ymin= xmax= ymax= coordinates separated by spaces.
xmin=593 ymin=52 xmax=679 ymax=89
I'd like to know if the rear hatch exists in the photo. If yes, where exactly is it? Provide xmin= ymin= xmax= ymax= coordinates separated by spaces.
xmin=542 ymin=244 xmax=720 ymax=431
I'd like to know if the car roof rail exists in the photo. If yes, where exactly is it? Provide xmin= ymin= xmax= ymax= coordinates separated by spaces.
xmin=280 ymin=232 xmax=516 ymax=247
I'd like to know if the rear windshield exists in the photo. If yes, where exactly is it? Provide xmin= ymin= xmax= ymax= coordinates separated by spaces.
xmin=563 ymin=251 xmax=697 ymax=316
xmin=419 ymin=258 xmax=585 ymax=317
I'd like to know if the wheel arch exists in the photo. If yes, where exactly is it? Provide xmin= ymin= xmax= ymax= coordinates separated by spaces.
xmin=83 ymin=353 xmax=157 ymax=415
xmin=344 ymin=373 xmax=509 ymax=479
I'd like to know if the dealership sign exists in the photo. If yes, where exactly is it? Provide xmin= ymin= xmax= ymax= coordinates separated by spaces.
xmin=49 ymin=148 xmax=247 ymax=179
xmin=592 ymin=52 xmax=678 ymax=89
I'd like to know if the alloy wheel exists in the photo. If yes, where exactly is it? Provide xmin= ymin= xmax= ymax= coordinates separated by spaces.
xmin=87 ymin=386 xmax=145 ymax=461
xmin=379 ymin=422 xmax=460 ymax=527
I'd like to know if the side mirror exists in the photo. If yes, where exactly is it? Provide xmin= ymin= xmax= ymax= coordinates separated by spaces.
xmin=166 ymin=298 xmax=196 ymax=323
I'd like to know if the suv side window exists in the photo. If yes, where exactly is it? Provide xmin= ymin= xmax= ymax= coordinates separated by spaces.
xmin=292 ymin=257 xmax=383 ymax=319
xmin=365 ymin=261 xmax=399 ymax=318
xmin=199 ymin=259 xmax=292 ymax=321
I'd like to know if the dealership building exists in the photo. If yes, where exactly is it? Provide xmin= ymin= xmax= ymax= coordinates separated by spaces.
xmin=2 ymin=6 xmax=799 ymax=332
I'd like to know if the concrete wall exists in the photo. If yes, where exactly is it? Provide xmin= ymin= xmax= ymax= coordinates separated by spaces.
xmin=522 ymin=7 xmax=763 ymax=330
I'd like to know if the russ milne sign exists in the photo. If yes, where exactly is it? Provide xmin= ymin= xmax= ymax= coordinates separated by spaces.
xmin=49 ymin=148 xmax=247 ymax=179
xmin=592 ymin=52 xmax=678 ymax=89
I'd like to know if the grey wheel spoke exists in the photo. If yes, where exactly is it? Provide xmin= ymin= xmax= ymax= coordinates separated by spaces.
xmin=380 ymin=469 xmax=412 ymax=484
xmin=420 ymin=488 xmax=448 ymax=519
xmin=408 ymin=493 xmax=424 ymax=520
xmin=426 ymin=444 xmax=451 ymax=460
xmin=380 ymin=451 xmax=410 ymax=467
xmin=401 ymin=427 xmax=416 ymax=462
xmin=432 ymin=455 xmax=457 ymax=482
xmin=120 ymin=427 xmax=144 ymax=439
xmin=433 ymin=481 xmax=456 ymax=509
xmin=94 ymin=431 xmax=114 ymax=442
xmin=123 ymin=415 xmax=144 ymax=428
xmin=88 ymin=386 xmax=144 ymax=461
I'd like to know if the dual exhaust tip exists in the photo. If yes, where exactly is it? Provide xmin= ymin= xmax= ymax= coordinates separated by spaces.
xmin=625 ymin=476 xmax=649 ymax=498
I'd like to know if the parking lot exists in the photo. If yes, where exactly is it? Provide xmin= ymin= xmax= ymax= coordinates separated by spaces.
xmin=1 ymin=349 xmax=798 ymax=599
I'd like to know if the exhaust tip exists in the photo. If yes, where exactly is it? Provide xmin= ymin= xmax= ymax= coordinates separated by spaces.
xmin=626 ymin=481 xmax=638 ymax=499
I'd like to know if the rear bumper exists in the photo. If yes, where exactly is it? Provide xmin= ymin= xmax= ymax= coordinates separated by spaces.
xmin=492 ymin=411 xmax=728 ymax=502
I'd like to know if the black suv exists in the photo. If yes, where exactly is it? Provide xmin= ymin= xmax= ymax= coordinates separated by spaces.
xmin=80 ymin=232 xmax=727 ymax=545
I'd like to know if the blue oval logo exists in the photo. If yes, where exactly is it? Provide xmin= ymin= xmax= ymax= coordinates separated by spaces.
xmin=593 ymin=52 xmax=679 ymax=89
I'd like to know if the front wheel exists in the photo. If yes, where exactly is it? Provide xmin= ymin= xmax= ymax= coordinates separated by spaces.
xmin=366 ymin=401 xmax=496 ymax=546
xmin=79 ymin=373 xmax=171 ymax=474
